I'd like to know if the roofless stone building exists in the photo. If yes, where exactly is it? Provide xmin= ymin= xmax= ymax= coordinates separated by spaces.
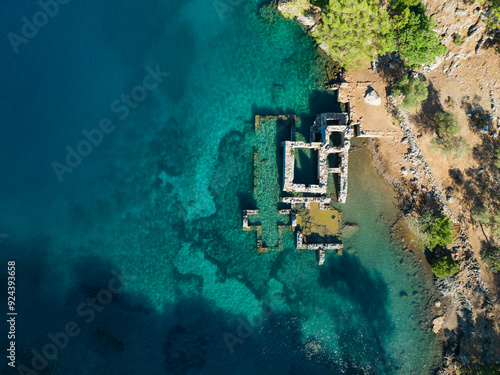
xmin=243 ymin=112 xmax=353 ymax=265
xmin=282 ymin=112 xmax=352 ymax=203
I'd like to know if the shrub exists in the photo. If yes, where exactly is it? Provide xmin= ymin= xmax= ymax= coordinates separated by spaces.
xmin=481 ymin=246 xmax=500 ymax=273
xmin=491 ymin=213 xmax=500 ymax=237
xmin=452 ymin=33 xmax=462 ymax=45
xmin=431 ymin=255 xmax=459 ymax=278
xmin=481 ymin=0 xmax=500 ymax=30
xmin=390 ymin=7 xmax=447 ymax=68
xmin=472 ymin=206 xmax=492 ymax=224
xmin=435 ymin=111 xmax=461 ymax=136
xmin=431 ymin=135 xmax=471 ymax=161
xmin=495 ymin=148 xmax=500 ymax=168
xmin=312 ymin=0 xmax=392 ymax=69
xmin=391 ymin=74 xmax=429 ymax=109
xmin=492 ymin=225 xmax=500 ymax=237
xmin=418 ymin=214 xmax=455 ymax=251
xmin=392 ymin=113 xmax=404 ymax=126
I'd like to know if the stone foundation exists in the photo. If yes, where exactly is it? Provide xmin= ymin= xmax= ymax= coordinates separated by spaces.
xmin=243 ymin=112 xmax=350 ymax=264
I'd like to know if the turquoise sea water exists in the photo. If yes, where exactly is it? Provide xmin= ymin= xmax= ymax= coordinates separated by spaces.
xmin=0 ymin=1 xmax=440 ymax=374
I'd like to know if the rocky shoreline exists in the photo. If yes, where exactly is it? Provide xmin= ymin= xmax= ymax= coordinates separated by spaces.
xmin=275 ymin=0 xmax=500 ymax=371
xmin=370 ymin=131 xmax=499 ymax=373
xmin=369 ymin=103 xmax=500 ymax=372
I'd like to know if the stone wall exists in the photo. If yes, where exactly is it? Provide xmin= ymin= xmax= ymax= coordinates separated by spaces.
xmin=281 ymin=196 xmax=331 ymax=209
xmin=282 ymin=113 xmax=353 ymax=203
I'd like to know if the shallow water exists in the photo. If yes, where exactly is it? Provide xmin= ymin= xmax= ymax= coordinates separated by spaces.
xmin=0 ymin=1 xmax=440 ymax=374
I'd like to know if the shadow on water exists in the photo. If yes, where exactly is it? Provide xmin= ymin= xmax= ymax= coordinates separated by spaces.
xmin=0 ymin=236 xmax=52 ymax=302
xmin=275 ymin=90 xmax=342 ymax=141
xmin=307 ymin=90 xmax=342 ymax=115
xmin=318 ymin=253 xmax=396 ymax=373
xmin=250 ymin=91 xmax=342 ymax=142
xmin=238 ymin=193 xmax=257 ymax=210
xmin=3 ymin=247 xmax=384 ymax=375
xmin=71 ymin=255 xmax=157 ymax=315
xmin=160 ymin=297 xmax=376 ymax=375
xmin=294 ymin=148 xmax=318 ymax=185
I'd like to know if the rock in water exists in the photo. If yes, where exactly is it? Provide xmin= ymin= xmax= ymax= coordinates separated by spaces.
xmin=364 ymin=88 xmax=381 ymax=105
xmin=343 ymin=223 xmax=359 ymax=232
xmin=342 ymin=222 xmax=359 ymax=238
xmin=432 ymin=317 xmax=445 ymax=334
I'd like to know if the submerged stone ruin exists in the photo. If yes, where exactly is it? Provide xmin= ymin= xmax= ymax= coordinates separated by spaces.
xmin=283 ymin=112 xmax=352 ymax=203
xmin=242 ymin=111 xmax=353 ymax=265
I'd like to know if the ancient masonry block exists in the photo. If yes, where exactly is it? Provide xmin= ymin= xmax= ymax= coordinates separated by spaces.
xmin=280 ymin=196 xmax=331 ymax=209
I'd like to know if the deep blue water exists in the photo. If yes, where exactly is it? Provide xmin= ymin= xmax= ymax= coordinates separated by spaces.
xmin=0 ymin=1 xmax=440 ymax=374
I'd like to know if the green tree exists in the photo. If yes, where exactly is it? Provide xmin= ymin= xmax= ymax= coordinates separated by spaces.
xmin=419 ymin=214 xmax=455 ymax=251
xmin=431 ymin=135 xmax=471 ymax=161
xmin=431 ymin=255 xmax=459 ymax=278
xmin=312 ymin=0 xmax=392 ymax=69
xmin=480 ymin=0 xmax=500 ymax=30
xmin=452 ymin=33 xmax=462 ymax=45
xmin=482 ymin=246 xmax=500 ymax=273
xmin=390 ymin=7 xmax=447 ymax=68
xmin=435 ymin=111 xmax=461 ymax=136
xmin=391 ymin=74 xmax=429 ymax=109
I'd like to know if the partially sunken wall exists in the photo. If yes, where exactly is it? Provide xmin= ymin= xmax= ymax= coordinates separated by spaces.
xmin=243 ymin=112 xmax=350 ymax=264
xmin=282 ymin=112 xmax=352 ymax=203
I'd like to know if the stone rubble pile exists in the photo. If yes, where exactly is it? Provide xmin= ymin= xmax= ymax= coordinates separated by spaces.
xmin=389 ymin=96 xmax=456 ymax=221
